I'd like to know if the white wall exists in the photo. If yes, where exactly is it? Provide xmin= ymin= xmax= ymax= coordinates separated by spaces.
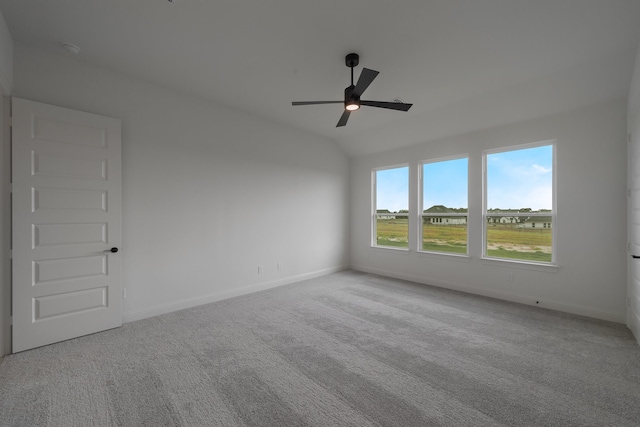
xmin=0 ymin=8 xmax=11 ymax=356
xmin=351 ymin=100 xmax=628 ymax=322
xmin=0 ymin=8 xmax=12 ymax=95
xmin=12 ymin=44 xmax=349 ymax=324
xmin=628 ymin=43 xmax=640 ymax=342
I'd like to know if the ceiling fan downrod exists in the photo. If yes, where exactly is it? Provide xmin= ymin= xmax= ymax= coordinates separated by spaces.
xmin=346 ymin=53 xmax=359 ymax=86
xmin=344 ymin=53 xmax=360 ymax=111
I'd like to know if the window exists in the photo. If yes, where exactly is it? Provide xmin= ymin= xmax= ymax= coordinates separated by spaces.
xmin=373 ymin=165 xmax=409 ymax=249
xmin=484 ymin=142 xmax=555 ymax=264
xmin=420 ymin=157 xmax=468 ymax=255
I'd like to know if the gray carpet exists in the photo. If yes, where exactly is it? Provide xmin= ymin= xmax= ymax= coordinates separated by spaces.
xmin=1 ymin=271 xmax=639 ymax=426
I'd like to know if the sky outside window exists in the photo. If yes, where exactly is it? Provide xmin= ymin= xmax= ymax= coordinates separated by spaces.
xmin=423 ymin=158 xmax=468 ymax=210
xmin=487 ymin=145 xmax=553 ymax=210
xmin=376 ymin=166 xmax=408 ymax=212
xmin=375 ymin=147 xmax=551 ymax=213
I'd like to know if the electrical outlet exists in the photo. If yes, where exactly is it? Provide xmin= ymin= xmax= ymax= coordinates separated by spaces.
xmin=258 ymin=265 xmax=263 ymax=274
xmin=277 ymin=262 xmax=282 ymax=271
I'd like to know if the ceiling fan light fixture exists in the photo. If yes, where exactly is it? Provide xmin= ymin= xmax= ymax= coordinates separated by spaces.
xmin=345 ymin=87 xmax=360 ymax=111
xmin=345 ymin=101 xmax=360 ymax=111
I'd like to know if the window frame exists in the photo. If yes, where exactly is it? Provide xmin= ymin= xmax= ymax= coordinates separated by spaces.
xmin=482 ymin=140 xmax=557 ymax=266
xmin=371 ymin=164 xmax=410 ymax=250
xmin=419 ymin=154 xmax=469 ymax=257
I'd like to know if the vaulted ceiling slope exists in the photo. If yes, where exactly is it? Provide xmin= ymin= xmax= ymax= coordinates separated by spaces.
xmin=1 ymin=0 xmax=640 ymax=157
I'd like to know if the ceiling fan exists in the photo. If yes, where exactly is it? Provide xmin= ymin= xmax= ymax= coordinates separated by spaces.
xmin=292 ymin=53 xmax=413 ymax=127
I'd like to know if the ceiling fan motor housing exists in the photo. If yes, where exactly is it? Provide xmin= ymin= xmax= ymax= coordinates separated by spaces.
xmin=344 ymin=85 xmax=360 ymax=110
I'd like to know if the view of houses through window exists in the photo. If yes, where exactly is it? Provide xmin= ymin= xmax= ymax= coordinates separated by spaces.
xmin=484 ymin=143 xmax=554 ymax=263
xmin=374 ymin=165 xmax=409 ymax=248
xmin=371 ymin=142 xmax=555 ymax=265
xmin=421 ymin=157 xmax=468 ymax=255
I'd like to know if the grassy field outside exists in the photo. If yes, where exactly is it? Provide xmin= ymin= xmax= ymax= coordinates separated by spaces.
xmin=375 ymin=218 xmax=409 ymax=248
xmin=486 ymin=224 xmax=552 ymax=262
xmin=422 ymin=223 xmax=467 ymax=254
xmin=375 ymin=219 xmax=552 ymax=262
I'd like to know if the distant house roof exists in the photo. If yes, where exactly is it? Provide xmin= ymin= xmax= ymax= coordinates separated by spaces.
xmin=424 ymin=205 xmax=451 ymax=214
xmin=376 ymin=209 xmax=392 ymax=213
xmin=487 ymin=209 xmax=523 ymax=214
xmin=423 ymin=205 xmax=467 ymax=214
xmin=487 ymin=208 xmax=551 ymax=215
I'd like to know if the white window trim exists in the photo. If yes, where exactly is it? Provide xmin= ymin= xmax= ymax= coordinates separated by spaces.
xmin=418 ymin=154 xmax=469 ymax=256
xmin=482 ymin=140 xmax=557 ymax=267
xmin=371 ymin=164 xmax=410 ymax=250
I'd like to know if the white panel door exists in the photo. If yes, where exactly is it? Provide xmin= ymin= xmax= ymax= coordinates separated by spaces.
xmin=12 ymin=98 xmax=122 ymax=353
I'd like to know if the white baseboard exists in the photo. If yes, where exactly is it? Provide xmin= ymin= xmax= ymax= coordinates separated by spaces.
xmin=122 ymin=266 xmax=347 ymax=323
xmin=351 ymin=265 xmax=626 ymax=324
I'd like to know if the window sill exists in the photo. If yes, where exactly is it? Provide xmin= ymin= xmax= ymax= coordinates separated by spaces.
xmin=417 ymin=250 xmax=471 ymax=262
xmin=370 ymin=245 xmax=410 ymax=254
xmin=480 ymin=256 xmax=559 ymax=273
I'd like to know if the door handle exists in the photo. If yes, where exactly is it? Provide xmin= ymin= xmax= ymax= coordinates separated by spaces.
xmin=104 ymin=247 xmax=119 ymax=253
xmin=632 ymin=255 xmax=640 ymax=259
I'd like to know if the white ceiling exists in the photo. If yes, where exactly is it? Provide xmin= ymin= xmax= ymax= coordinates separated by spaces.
xmin=1 ymin=0 xmax=640 ymax=157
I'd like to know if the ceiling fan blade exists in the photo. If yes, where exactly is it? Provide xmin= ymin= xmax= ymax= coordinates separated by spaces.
xmin=361 ymin=100 xmax=413 ymax=111
xmin=353 ymin=68 xmax=379 ymax=96
xmin=336 ymin=110 xmax=350 ymax=127
xmin=292 ymin=101 xmax=342 ymax=106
